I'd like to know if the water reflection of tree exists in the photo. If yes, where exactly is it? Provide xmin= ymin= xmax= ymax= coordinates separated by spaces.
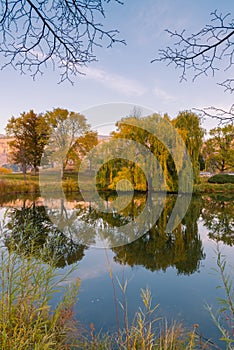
xmin=112 ymin=196 xmax=205 ymax=275
xmin=2 ymin=195 xmax=208 ymax=273
xmin=73 ymin=193 xmax=165 ymax=247
xmin=4 ymin=201 xmax=88 ymax=268
xmin=201 ymin=196 xmax=234 ymax=246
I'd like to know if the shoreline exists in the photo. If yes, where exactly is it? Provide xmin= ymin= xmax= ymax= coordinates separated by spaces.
xmin=0 ymin=174 xmax=234 ymax=196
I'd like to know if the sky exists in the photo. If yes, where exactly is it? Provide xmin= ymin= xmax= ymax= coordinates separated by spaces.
xmin=0 ymin=0 xmax=234 ymax=135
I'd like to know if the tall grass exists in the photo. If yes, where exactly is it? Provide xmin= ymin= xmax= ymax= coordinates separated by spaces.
xmin=104 ymin=248 xmax=201 ymax=350
xmin=115 ymin=286 xmax=201 ymax=350
xmin=206 ymin=246 xmax=234 ymax=349
xmin=0 ymin=236 xmax=81 ymax=349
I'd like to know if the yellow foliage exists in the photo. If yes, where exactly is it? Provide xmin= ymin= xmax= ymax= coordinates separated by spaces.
xmin=0 ymin=167 xmax=12 ymax=174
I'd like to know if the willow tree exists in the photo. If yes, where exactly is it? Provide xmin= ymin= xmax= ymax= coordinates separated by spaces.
xmin=110 ymin=114 xmax=174 ymax=191
xmin=172 ymin=111 xmax=204 ymax=183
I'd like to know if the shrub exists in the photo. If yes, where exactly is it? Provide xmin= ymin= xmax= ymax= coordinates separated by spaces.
xmin=0 ymin=167 xmax=12 ymax=174
xmin=208 ymin=174 xmax=234 ymax=184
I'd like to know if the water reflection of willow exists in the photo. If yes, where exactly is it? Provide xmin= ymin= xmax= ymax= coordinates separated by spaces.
xmin=201 ymin=195 xmax=234 ymax=246
xmin=112 ymin=196 xmax=205 ymax=275
xmin=1 ymin=194 xmax=213 ymax=275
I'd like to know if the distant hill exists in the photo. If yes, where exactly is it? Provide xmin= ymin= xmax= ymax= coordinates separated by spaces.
xmin=0 ymin=136 xmax=14 ymax=166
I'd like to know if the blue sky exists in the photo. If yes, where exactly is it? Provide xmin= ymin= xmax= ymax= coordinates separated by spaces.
xmin=0 ymin=0 xmax=233 ymax=134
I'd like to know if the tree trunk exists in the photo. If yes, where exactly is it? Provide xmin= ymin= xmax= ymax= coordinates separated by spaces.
xmin=22 ymin=163 xmax=27 ymax=182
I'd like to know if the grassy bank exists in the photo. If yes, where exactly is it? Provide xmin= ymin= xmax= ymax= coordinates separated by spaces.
xmin=0 ymin=172 xmax=80 ymax=195
xmin=0 ymin=172 xmax=234 ymax=195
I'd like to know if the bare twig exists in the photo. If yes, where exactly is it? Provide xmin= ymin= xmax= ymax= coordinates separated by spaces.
xmin=194 ymin=105 xmax=234 ymax=125
xmin=153 ymin=10 xmax=234 ymax=92
xmin=0 ymin=0 xmax=125 ymax=82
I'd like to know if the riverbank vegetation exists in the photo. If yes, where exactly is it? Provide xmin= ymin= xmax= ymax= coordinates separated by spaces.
xmin=0 ymin=239 xmax=81 ymax=349
xmin=0 ymin=171 xmax=233 ymax=195
xmin=0 ymin=109 xmax=233 ymax=195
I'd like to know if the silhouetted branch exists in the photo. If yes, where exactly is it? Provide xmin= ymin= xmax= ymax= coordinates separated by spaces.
xmin=219 ymin=79 xmax=234 ymax=93
xmin=194 ymin=105 xmax=234 ymax=125
xmin=0 ymin=0 xmax=125 ymax=82
xmin=153 ymin=10 xmax=234 ymax=92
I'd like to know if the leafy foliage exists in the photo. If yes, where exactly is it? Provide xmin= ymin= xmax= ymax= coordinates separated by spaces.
xmin=44 ymin=108 xmax=89 ymax=175
xmin=6 ymin=110 xmax=49 ymax=176
xmin=203 ymin=124 xmax=234 ymax=173
xmin=97 ymin=112 xmax=204 ymax=192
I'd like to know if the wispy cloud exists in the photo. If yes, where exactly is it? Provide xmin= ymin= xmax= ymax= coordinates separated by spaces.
xmin=81 ymin=67 xmax=147 ymax=96
xmin=133 ymin=0 xmax=191 ymax=46
xmin=153 ymin=86 xmax=175 ymax=102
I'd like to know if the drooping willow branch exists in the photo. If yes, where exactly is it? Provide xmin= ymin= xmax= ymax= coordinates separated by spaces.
xmin=0 ymin=0 xmax=125 ymax=82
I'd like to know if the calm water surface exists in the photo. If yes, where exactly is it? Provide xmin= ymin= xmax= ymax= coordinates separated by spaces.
xmin=0 ymin=193 xmax=233 ymax=347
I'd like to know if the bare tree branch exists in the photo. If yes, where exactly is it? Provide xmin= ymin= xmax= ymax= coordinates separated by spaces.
xmin=152 ymin=10 xmax=234 ymax=93
xmin=193 ymin=105 xmax=234 ymax=125
xmin=0 ymin=0 xmax=125 ymax=82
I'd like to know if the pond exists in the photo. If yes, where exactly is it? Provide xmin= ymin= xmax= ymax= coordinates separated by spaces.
xmin=0 ymin=192 xmax=233 ymax=347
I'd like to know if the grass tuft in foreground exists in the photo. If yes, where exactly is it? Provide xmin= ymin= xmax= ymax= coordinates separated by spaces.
xmin=0 ymin=238 xmax=81 ymax=349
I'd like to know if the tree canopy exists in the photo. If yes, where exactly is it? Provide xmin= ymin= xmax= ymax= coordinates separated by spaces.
xmin=96 ymin=111 xmax=203 ymax=192
xmin=6 ymin=110 xmax=49 ymax=176
xmin=173 ymin=111 xmax=204 ymax=182
xmin=6 ymin=108 xmax=92 ymax=177
xmin=44 ymin=108 xmax=89 ymax=174
xmin=202 ymin=124 xmax=234 ymax=173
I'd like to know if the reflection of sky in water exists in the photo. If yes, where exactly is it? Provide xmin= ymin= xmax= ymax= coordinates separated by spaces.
xmin=0 ymin=196 xmax=233 ymax=348
xmin=60 ymin=220 xmax=234 ymax=347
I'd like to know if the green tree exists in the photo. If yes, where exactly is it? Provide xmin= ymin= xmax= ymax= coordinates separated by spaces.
xmin=110 ymin=114 xmax=174 ymax=192
xmin=203 ymin=124 xmax=234 ymax=173
xmin=44 ymin=108 xmax=89 ymax=176
xmin=6 ymin=110 xmax=49 ymax=178
xmin=98 ymin=112 xmax=200 ymax=192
